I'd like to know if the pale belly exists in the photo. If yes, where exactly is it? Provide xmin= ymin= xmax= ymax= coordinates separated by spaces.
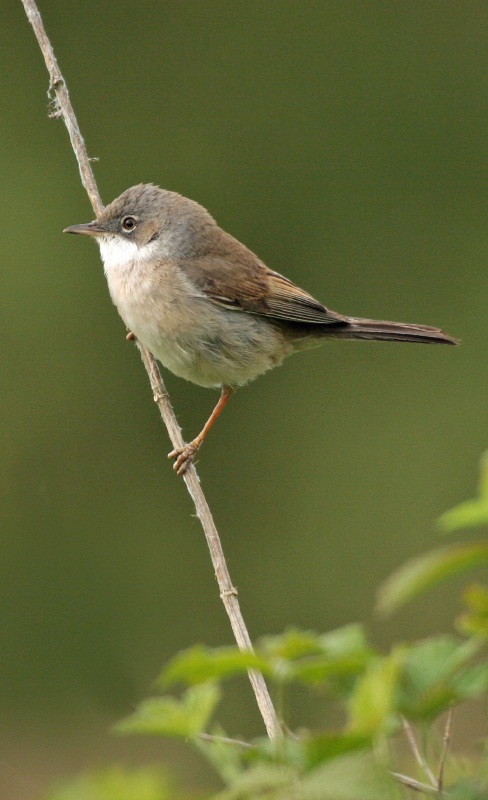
xmin=107 ymin=267 xmax=293 ymax=389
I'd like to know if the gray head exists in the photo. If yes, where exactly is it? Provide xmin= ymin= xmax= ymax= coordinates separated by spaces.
xmin=64 ymin=184 xmax=218 ymax=258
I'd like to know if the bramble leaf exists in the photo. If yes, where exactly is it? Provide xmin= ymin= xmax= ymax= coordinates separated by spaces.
xmin=159 ymin=644 xmax=270 ymax=687
xmin=215 ymin=763 xmax=297 ymax=800
xmin=289 ymin=652 xmax=371 ymax=685
xmin=377 ymin=543 xmax=488 ymax=615
xmin=197 ymin=725 xmax=248 ymax=783
xmin=258 ymin=628 xmax=324 ymax=660
xmin=304 ymin=731 xmax=372 ymax=768
xmin=439 ymin=498 xmax=488 ymax=533
xmin=114 ymin=683 xmax=220 ymax=738
xmin=280 ymin=751 xmax=397 ymax=800
xmin=399 ymin=636 xmax=483 ymax=719
xmin=439 ymin=451 xmax=488 ymax=533
xmin=457 ymin=584 xmax=488 ymax=637
xmin=258 ymin=624 xmax=373 ymax=685
xmin=44 ymin=766 xmax=172 ymax=800
xmin=317 ymin=624 xmax=371 ymax=659
xmin=348 ymin=648 xmax=404 ymax=734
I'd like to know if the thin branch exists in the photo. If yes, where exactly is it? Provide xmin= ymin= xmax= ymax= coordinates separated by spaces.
xmin=138 ymin=349 xmax=281 ymax=739
xmin=20 ymin=0 xmax=281 ymax=741
xmin=21 ymin=2 xmax=102 ymax=217
xmin=199 ymin=733 xmax=254 ymax=749
xmin=402 ymin=716 xmax=437 ymax=788
xmin=391 ymin=772 xmax=443 ymax=797
xmin=437 ymin=706 xmax=453 ymax=795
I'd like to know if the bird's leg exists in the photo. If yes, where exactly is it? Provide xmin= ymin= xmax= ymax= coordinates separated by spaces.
xmin=169 ymin=385 xmax=235 ymax=475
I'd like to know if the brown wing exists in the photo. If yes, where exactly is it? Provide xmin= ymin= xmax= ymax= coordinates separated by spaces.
xmin=183 ymin=231 xmax=346 ymax=326
xmin=262 ymin=270 xmax=347 ymax=324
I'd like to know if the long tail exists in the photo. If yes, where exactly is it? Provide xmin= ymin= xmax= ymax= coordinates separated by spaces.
xmin=333 ymin=317 xmax=457 ymax=345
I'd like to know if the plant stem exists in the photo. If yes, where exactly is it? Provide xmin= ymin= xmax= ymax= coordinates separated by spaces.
xmin=391 ymin=772 xmax=442 ymax=796
xmin=20 ymin=0 xmax=281 ymax=741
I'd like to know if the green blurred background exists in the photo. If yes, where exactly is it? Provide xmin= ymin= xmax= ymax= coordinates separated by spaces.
xmin=1 ymin=1 xmax=488 ymax=796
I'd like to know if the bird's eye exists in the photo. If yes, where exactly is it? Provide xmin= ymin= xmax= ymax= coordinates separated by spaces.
xmin=122 ymin=216 xmax=136 ymax=231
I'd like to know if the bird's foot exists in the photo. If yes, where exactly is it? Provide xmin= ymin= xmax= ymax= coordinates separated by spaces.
xmin=168 ymin=440 xmax=201 ymax=475
xmin=126 ymin=328 xmax=135 ymax=341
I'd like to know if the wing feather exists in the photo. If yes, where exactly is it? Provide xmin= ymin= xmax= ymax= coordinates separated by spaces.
xmin=182 ymin=231 xmax=346 ymax=326
xmin=263 ymin=271 xmax=344 ymax=324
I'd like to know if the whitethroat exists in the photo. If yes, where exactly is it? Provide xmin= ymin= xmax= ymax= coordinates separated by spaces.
xmin=65 ymin=184 xmax=456 ymax=474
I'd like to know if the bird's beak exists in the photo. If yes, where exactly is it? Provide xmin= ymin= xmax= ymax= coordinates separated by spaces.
xmin=63 ymin=221 xmax=106 ymax=236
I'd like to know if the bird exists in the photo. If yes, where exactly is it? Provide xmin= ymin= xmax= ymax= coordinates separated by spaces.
xmin=64 ymin=184 xmax=457 ymax=474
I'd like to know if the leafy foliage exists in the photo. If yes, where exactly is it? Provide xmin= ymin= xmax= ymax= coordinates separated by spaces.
xmin=347 ymin=648 xmax=404 ymax=734
xmin=376 ymin=542 xmax=488 ymax=615
xmin=106 ymin=622 xmax=487 ymax=798
xmin=458 ymin=584 xmax=488 ymax=637
xmin=399 ymin=636 xmax=486 ymax=719
xmin=44 ymin=453 xmax=488 ymax=799
xmin=439 ymin=451 xmax=488 ymax=533
xmin=160 ymin=645 xmax=270 ymax=687
xmin=377 ymin=451 xmax=488 ymax=615
xmin=44 ymin=766 xmax=172 ymax=800
xmin=259 ymin=623 xmax=373 ymax=686
xmin=114 ymin=683 xmax=220 ymax=738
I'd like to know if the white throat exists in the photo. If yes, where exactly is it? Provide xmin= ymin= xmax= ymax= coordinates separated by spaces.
xmin=98 ymin=235 xmax=141 ymax=273
xmin=98 ymin=235 xmax=164 ymax=275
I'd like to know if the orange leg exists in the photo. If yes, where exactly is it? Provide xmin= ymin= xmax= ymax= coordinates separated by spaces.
xmin=169 ymin=385 xmax=235 ymax=474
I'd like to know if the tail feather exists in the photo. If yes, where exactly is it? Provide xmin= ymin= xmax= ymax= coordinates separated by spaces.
xmin=333 ymin=317 xmax=457 ymax=345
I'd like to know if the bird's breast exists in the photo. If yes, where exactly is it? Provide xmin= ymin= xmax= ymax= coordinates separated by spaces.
xmin=102 ymin=253 xmax=199 ymax=341
xmin=99 ymin=244 xmax=292 ymax=388
xmin=101 ymin=250 xmax=218 ymax=382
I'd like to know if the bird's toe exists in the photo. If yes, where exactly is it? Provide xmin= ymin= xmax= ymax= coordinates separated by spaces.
xmin=168 ymin=442 xmax=199 ymax=475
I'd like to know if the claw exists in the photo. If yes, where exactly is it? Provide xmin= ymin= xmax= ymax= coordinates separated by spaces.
xmin=166 ymin=387 xmax=234 ymax=475
xmin=168 ymin=441 xmax=200 ymax=475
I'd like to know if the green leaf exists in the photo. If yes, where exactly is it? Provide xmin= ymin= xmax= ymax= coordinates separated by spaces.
xmin=159 ymin=644 xmax=270 ymax=687
xmin=403 ymin=636 xmax=480 ymax=692
xmin=289 ymin=653 xmax=371 ymax=685
xmin=258 ymin=625 xmax=373 ymax=685
xmin=317 ymin=624 xmax=371 ymax=659
xmin=457 ymin=584 xmax=488 ymax=637
xmin=400 ymin=636 xmax=483 ymax=720
xmin=113 ymin=683 xmax=220 ymax=739
xmin=214 ymin=751 xmax=396 ymax=800
xmin=196 ymin=725 xmax=248 ymax=784
xmin=439 ymin=451 xmax=488 ymax=533
xmin=279 ymin=751 xmax=397 ymax=800
xmin=304 ymin=731 xmax=372 ymax=768
xmin=439 ymin=499 xmax=488 ymax=533
xmin=478 ymin=450 xmax=488 ymax=497
xmin=244 ymin=736 xmax=307 ymax=770
xmin=214 ymin=763 xmax=297 ymax=800
xmin=448 ymin=779 xmax=488 ymax=800
xmin=377 ymin=543 xmax=488 ymax=615
xmin=258 ymin=625 xmax=370 ymax=661
xmin=348 ymin=648 xmax=404 ymax=735
xmin=451 ymin=661 xmax=488 ymax=699
xmin=44 ymin=766 xmax=172 ymax=800
xmin=258 ymin=628 xmax=324 ymax=660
